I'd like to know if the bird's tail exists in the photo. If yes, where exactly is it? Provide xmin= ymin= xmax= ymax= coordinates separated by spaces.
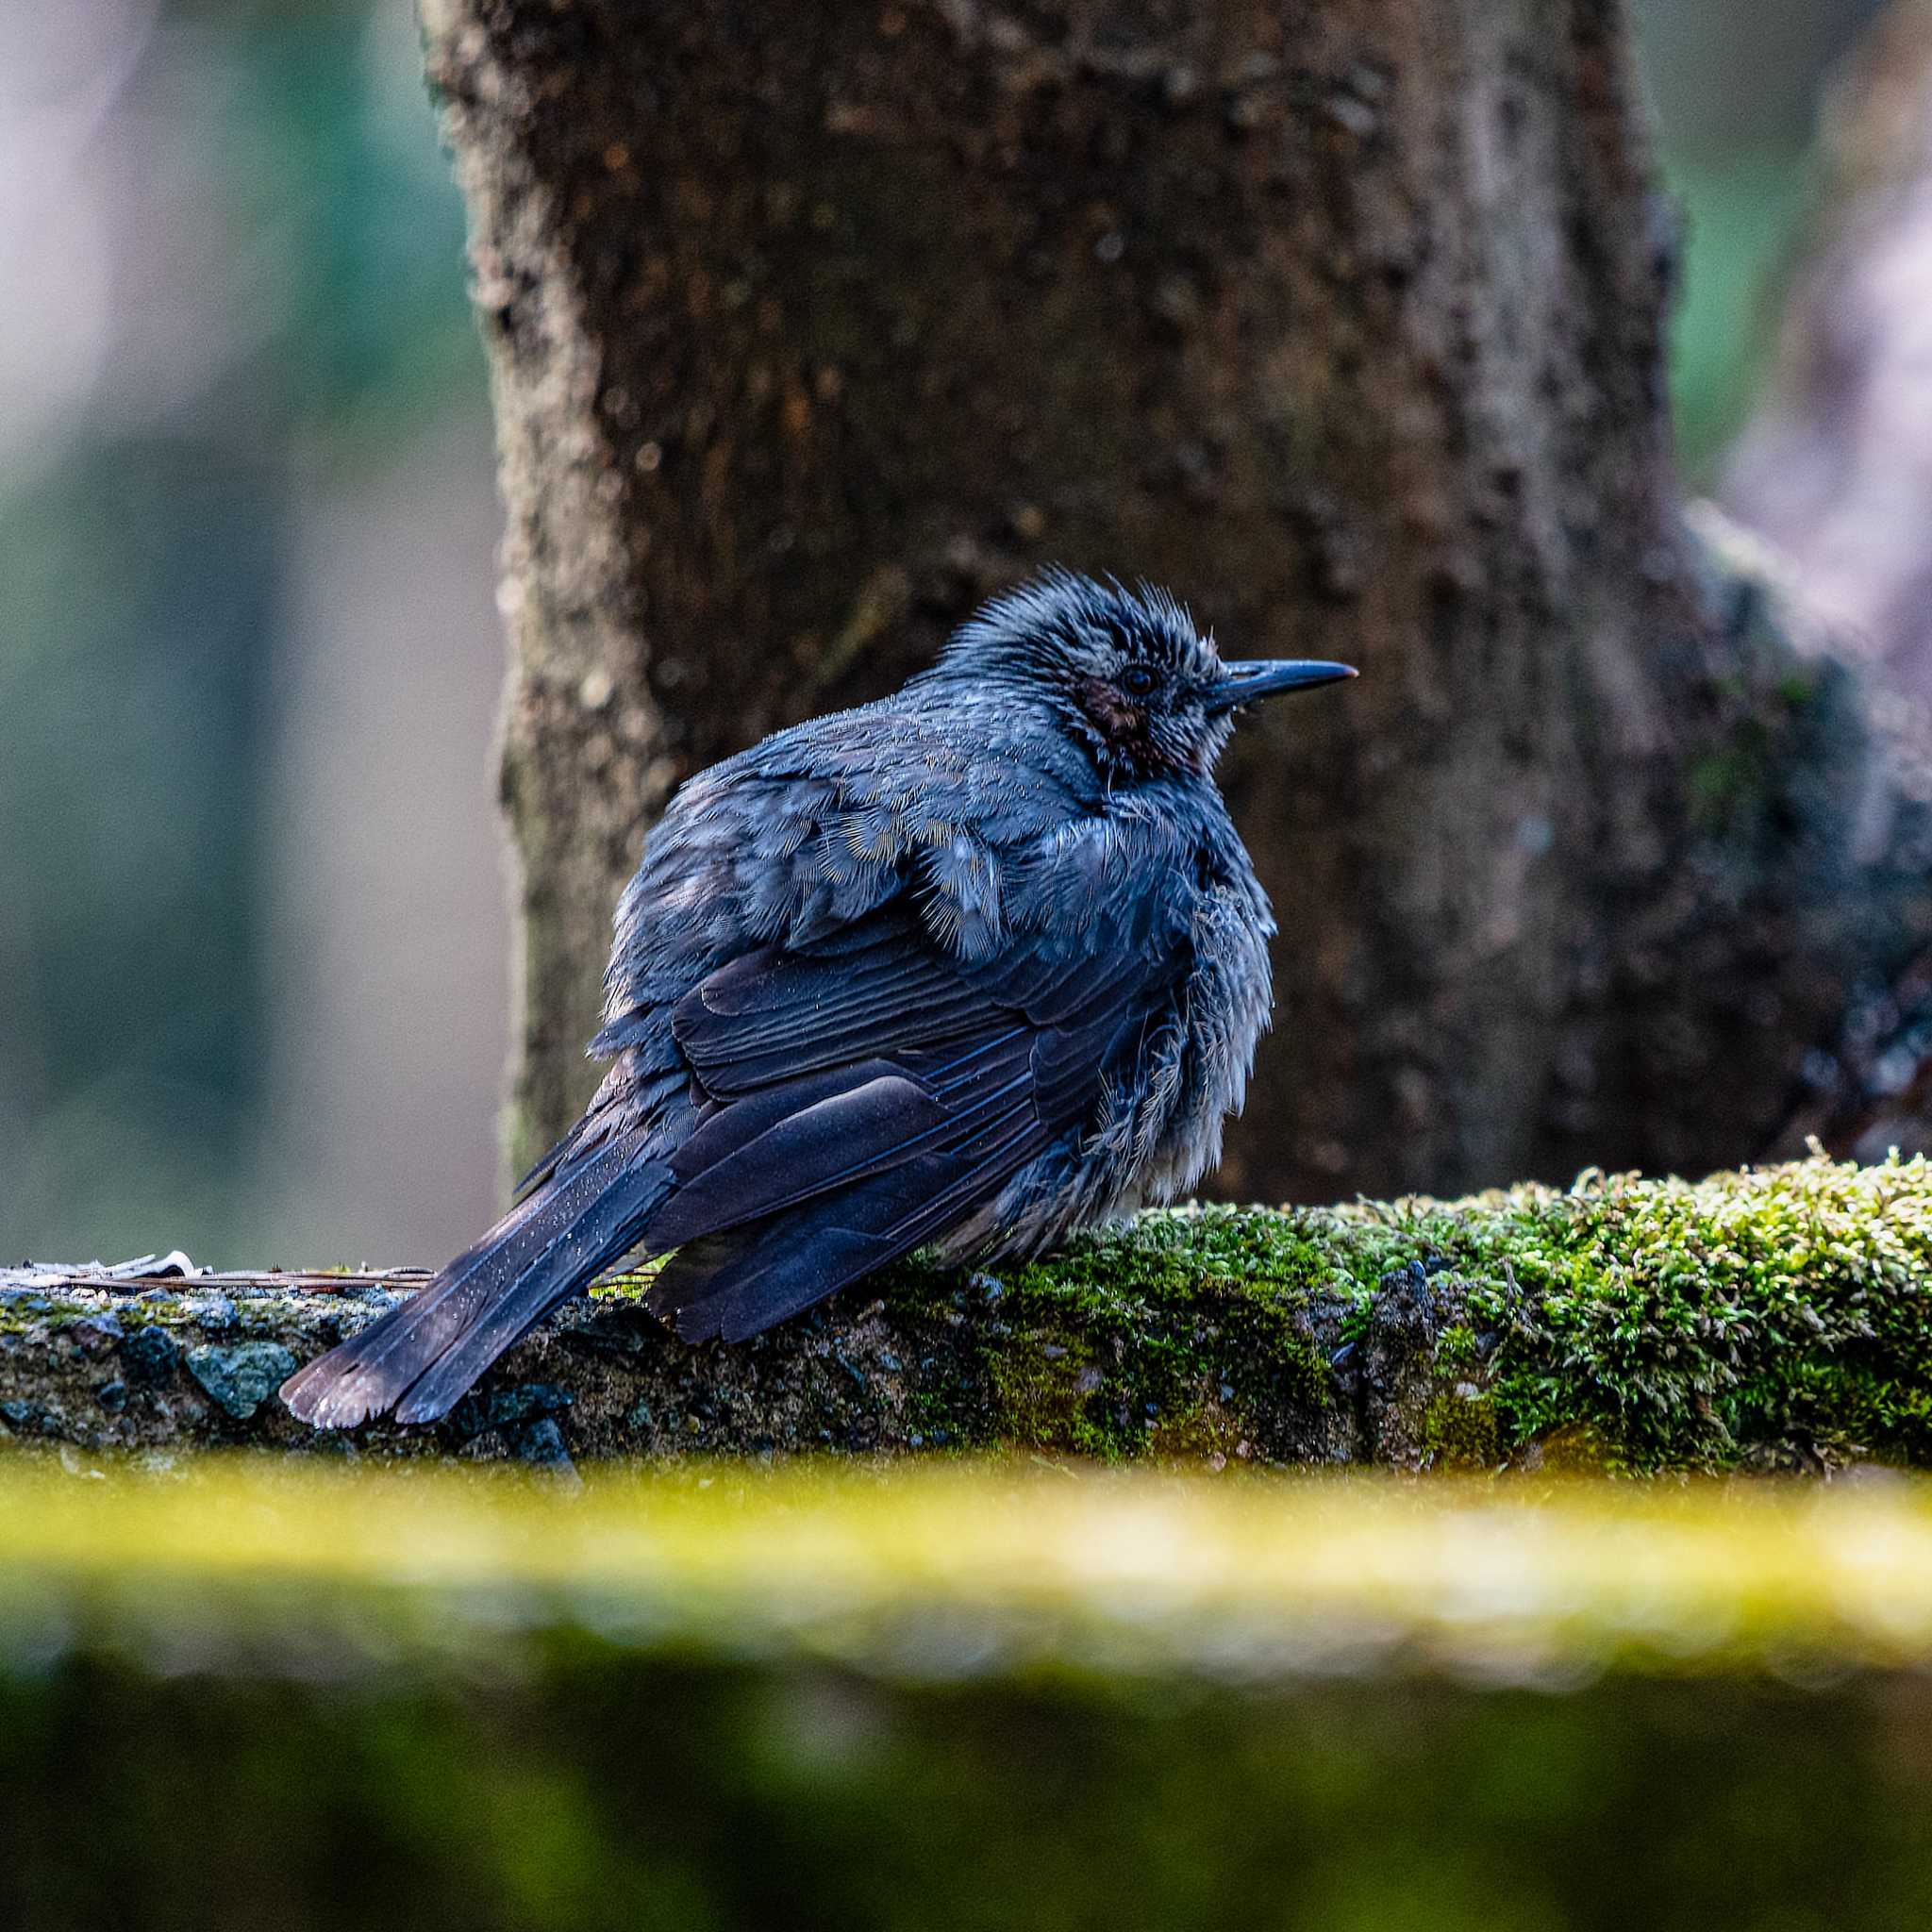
xmin=279 ymin=1132 xmax=674 ymax=1428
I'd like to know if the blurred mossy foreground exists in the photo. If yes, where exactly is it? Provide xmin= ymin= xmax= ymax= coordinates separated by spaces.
xmin=5 ymin=1464 xmax=1932 ymax=1931
xmin=5 ymin=1154 xmax=1932 ymax=1474
xmin=8 ymin=1156 xmax=1932 ymax=1930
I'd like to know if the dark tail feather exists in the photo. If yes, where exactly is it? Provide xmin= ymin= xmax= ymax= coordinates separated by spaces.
xmin=651 ymin=1105 xmax=1046 ymax=1343
xmin=280 ymin=1138 xmax=674 ymax=1428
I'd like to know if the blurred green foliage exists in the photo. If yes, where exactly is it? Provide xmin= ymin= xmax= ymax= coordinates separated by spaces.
xmin=0 ymin=0 xmax=478 ymax=1264
xmin=1633 ymin=0 xmax=1876 ymax=477
xmin=209 ymin=7 xmax=479 ymax=436
xmin=0 ymin=447 xmax=280 ymax=1250
xmin=1660 ymin=148 xmax=1813 ymax=479
xmin=10 ymin=1653 xmax=1929 ymax=1932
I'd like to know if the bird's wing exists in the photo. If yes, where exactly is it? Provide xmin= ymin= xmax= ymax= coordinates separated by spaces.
xmin=280 ymin=749 xmax=1200 ymax=1423
xmin=590 ymin=709 xmax=1094 ymax=1054
xmin=643 ymin=855 xmax=1191 ymax=1341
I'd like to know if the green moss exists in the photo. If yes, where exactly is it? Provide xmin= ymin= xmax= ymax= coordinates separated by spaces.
xmin=1464 ymin=1156 xmax=1932 ymax=1469
xmin=588 ymin=1260 xmax=665 ymax=1299
xmin=982 ymin=1325 xmax=1111 ymax=1456
xmin=958 ymin=1221 xmax=1341 ymax=1462
xmin=1323 ymin=1151 xmax=1932 ymax=1470
xmin=0 ymin=1298 xmax=95 ymax=1335
xmin=6 ymin=1154 xmax=1932 ymax=1473
xmin=1422 ymin=1386 xmax=1500 ymax=1469
xmin=884 ymin=1153 xmax=1932 ymax=1471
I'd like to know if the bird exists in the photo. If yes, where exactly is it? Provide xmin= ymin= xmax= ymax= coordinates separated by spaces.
xmin=280 ymin=571 xmax=1354 ymax=1428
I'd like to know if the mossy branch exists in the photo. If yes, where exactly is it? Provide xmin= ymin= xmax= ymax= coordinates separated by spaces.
xmin=4 ymin=1155 xmax=1930 ymax=1475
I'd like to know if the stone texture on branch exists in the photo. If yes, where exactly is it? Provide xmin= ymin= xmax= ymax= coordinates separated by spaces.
xmin=4 ymin=1156 xmax=1928 ymax=1476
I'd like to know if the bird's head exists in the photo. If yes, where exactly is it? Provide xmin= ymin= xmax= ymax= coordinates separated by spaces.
xmin=923 ymin=569 xmax=1355 ymax=783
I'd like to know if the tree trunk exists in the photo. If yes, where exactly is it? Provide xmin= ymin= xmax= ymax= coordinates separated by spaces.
xmin=422 ymin=0 xmax=1932 ymax=1204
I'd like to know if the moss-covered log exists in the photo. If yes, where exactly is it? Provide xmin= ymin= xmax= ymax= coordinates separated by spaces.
xmin=6 ymin=1467 xmax=1932 ymax=1930
xmin=6 ymin=1154 xmax=1931 ymax=1473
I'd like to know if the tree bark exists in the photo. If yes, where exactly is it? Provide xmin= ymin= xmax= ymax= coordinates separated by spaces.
xmin=422 ymin=0 xmax=1932 ymax=1204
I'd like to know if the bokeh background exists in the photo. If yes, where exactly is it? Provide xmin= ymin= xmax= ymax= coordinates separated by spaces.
xmin=0 ymin=0 xmax=1892 ymax=1269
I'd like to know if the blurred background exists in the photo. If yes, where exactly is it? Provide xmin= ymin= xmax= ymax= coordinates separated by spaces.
xmin=0 ymin=0 xmax=1899 ymax=1268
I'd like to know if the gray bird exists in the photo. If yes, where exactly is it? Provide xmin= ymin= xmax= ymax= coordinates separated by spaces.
xmin=280 ymin=572 xmax=1354 ymax=1427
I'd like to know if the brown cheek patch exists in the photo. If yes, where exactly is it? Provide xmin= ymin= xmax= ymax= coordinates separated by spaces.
xmin=1073 ymin=676 xmax=1190 ymax=772
xmin=1074 ymin=675 xmax=1141 ymax=748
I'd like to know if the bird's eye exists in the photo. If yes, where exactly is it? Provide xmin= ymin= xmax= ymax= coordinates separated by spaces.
xmin=1120 ymin=664 xmax=1158 ymax=698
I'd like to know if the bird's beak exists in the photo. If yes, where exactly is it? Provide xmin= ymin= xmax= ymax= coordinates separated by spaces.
xmin=1203 ymin=658 xmax=1357 ymax=717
